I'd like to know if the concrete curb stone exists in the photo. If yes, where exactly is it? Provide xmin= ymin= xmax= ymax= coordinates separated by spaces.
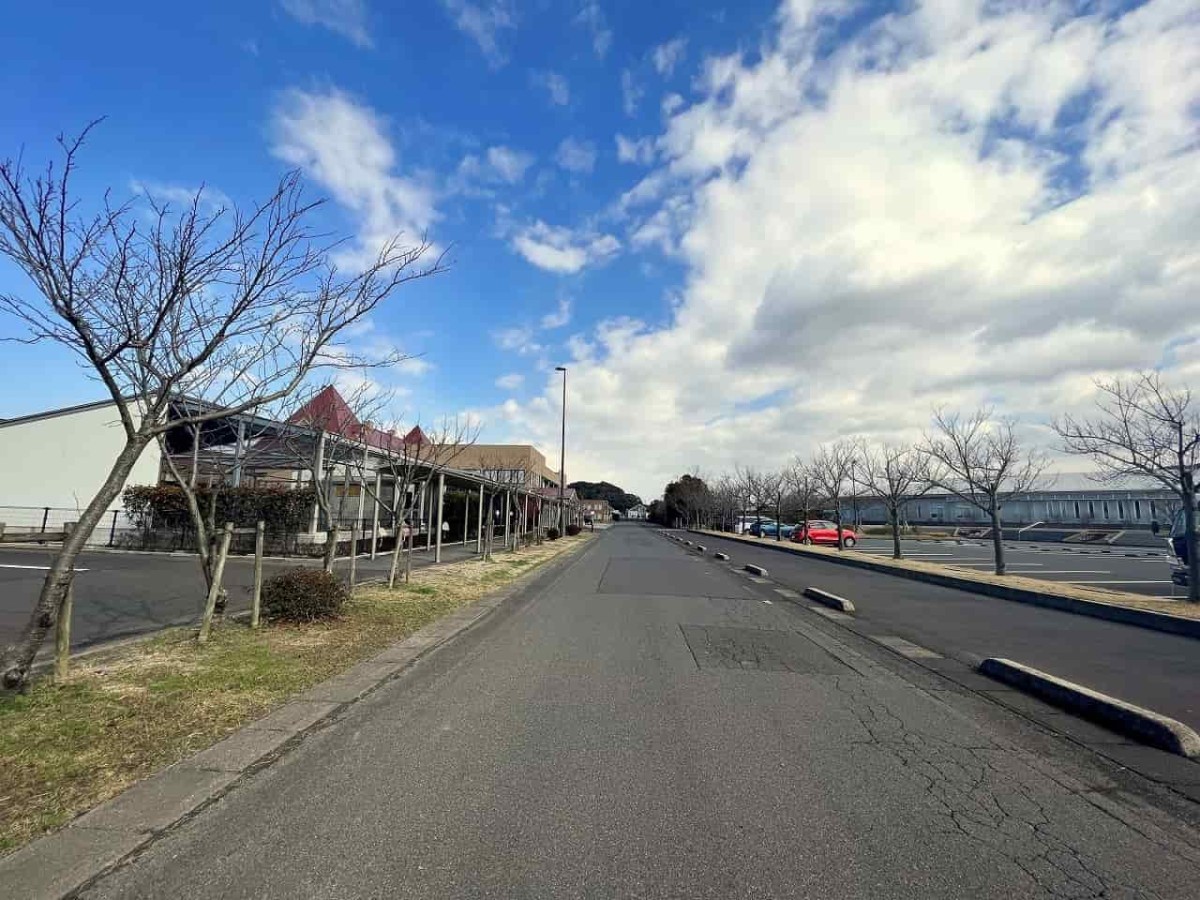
xmin=803 ymin=586 xmax=856 ymax=614
xmin=979 ymin=658 xmax=1200 ymax=759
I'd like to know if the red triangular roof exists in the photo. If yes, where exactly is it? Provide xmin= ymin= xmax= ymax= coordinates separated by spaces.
xmin=287 ymin=386 xmax=421 ymax=454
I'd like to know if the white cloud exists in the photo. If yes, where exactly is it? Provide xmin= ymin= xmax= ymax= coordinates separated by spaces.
xmin=661 ymin=93 xmax=684 ymax=115
xmin=271 ymin=87 xmax=438 ymax=270
xmin=652 ymin=37 xmax=688 ymax=76
xmin=511 ymin=221 xmax=621 ymax=274
xmin=130 ymin=180 xmax=232 ymax=211
xmin=555 ymin=138 xmax=597 ymax=174
xmin=615 ymin=134 xmax=656 ymax=165
xmin=493 ymin=325 xmax=542 ymax=356
xmin=484 ymin=145 xmax=533 ymax=182
xmin=574 ymin=1 xmax=612 ymax=59
xmin=531 ymin=70 xmax=571 ymax=106
xmin=540 ymin=297 xmax=572 ymax=329
xmin=281 ymin=0 xmax=372 ymax=47
xmin=492 ymin=0 xmax=1200 ymax=499
xmin=439 ymin=0 xmax=516 ymax=67
xmin=495 ymin=372 xmax=524 ymax=390
xmin=620 ymin=69 xmax=643 ymax=116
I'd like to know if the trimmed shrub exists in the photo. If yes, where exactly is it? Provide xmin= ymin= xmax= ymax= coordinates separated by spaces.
xmin=566 ymin=524 xmax=582 ymax=536
xmin=546 ymin=527 xmax=561 ymax=541
xmin=261 ymin=568 xmax=349 ymax=623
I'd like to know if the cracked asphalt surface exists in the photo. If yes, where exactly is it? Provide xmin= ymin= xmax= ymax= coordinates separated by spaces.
xmin=83 ymin=525 xmax=1200 ymax=898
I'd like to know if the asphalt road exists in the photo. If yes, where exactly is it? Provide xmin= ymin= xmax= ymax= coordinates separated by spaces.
xmin=849 ymin=536 xmax=1180 ymax=598
xmin=692 ymin=531 xmax=1200 ymax=731
xmin=82 ymin=524 xmax=1200 ymax=899
xmin=0 ymin=543 xmax=478 ymax=652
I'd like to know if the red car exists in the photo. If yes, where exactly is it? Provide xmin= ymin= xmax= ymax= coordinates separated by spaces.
xmin=791 ymin=520 xmax=858 ymax=547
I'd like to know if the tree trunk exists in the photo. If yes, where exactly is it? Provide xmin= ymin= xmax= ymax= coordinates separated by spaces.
xmin=835 ymin=507 xmax=844 ymax=551
xmin=990 ymin=507 xmax=1006 ymax=575
xmin=1183 ymin=476 xmax=1199 ymax=603
xmin=891 ymin=506 xmax=902 ymax=559
xmin=198 ymin=523 xmax=233 ymax=643
xmin=387 ymin=508 xmax=404 ymax=589
xmin=322 ymin=526 xmax=338 ymax=573
xmin=775 ymin=497 xmax=782 ymax=541
xmin=3 ymin=435 xmax=152 ymax=689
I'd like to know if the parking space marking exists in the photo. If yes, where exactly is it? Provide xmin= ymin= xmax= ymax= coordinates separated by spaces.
xmin=0 ymin=564 xmax=89 ymax=571
xmin=873 ymin=636 xmax=943 ymax=659
xmin=773 ymin=588 xmax=800 ymax=598
xmin=1065 ymin=579 xmax=1174 ymax=585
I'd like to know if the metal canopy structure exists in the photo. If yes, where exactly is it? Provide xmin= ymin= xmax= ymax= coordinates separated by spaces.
xmin=157 ymin=392 xmax=584 ymax=562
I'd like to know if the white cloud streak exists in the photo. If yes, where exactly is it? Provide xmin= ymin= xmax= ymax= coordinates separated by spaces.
xmin=511 ymin=221 xmax=621 ymax=274
xmin=439 ymin=0 xmax=516 ymax=67
xmin=271 ymin=87 xmax=438 ymax=270
xmin=555 ymin=137 xmax=597 ymax=173
xmin=280 ymin=0 xmax=373 ymax=47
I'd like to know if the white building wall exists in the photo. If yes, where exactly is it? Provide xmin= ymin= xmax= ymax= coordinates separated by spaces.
xmin=0 ymin=402 xmax=162 ymax=514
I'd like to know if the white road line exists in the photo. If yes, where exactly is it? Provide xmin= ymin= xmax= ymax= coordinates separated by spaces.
xmin=874 ymin=636 xmax=943 ymax=659
xmin=951 ymin=562 xmax=1045 ymax=568
xmin=1064 ymin=580 xmax=1174 ymax=585
xmin=0 ymin=564 xmax=89 ymax=571
xmin=773 ymin=588 xmax=800 ymax=598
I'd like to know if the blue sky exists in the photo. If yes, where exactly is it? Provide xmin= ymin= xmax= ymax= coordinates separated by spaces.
xmin=2 ymin=1 xmax=1199 ymax=499
xmin=0 ymin=0 xmax=767 ymax=423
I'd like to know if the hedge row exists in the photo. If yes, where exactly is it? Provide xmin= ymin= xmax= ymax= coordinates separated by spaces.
xmin=123 ymin=484 xmax=317 ymax=533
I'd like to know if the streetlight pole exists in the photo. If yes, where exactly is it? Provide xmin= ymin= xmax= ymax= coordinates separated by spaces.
xmin=555 ymin=366 xmax=567 ymax=530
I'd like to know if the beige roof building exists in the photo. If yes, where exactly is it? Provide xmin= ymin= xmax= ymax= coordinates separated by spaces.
xmin=444 ymin=444 xmax=561 ymax=490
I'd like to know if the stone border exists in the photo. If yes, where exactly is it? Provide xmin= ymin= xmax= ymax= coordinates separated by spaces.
xmin=714 ymin=552 xmax=729 ymax=561
xmin=695 ymin=530 xmax=1200 ymax=641
xmin=744 ymin=564 xmax=769 ymax=577
xmin=979 ymin=658 xmax=1200 ymax=758
xmin=803 ymin=586 xmax=855 ymax=614
xmin=0 ymin=538 xmax=596 ymax=900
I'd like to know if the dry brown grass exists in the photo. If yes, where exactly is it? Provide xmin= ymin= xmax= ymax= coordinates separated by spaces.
xmin=700 ymin=530 xmax=1200 ymax=620
xmin=0 ymin=533 xmax=592 ymax=855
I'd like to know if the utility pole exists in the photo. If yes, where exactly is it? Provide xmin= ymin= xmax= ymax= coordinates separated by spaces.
xmin=556 ymin=366 xmax=567 ymax=530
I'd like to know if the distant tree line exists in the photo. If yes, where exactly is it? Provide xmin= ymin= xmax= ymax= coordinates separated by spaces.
xmin=568 ymin=480 xmax=643 ymax=513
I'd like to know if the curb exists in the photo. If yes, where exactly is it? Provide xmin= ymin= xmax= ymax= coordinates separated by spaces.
xmin=803 ymin=587 xmax=855 ymax=614
xmin=714 ymin=552 xmax=729 ymax=561
xmin=695 ymin=545 xmax=707 ymax=552
xmin=694 ymin=530 xmax=1200 ymax=641
xmin=0 ymin=538 xmax=597 ymax=900
xmin=979 ymin=658 xmax=1200 ymax=759
xmin=744 ymin=564 xmax=769 ymax=577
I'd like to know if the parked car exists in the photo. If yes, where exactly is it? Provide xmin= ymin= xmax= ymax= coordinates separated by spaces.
xmin=791 ymin=521 xmax=858 ymax=547
xmin=746 ymin=519 xmax=777 ymax=537
xmin=757 ymin=522 xmax=796 ymax=539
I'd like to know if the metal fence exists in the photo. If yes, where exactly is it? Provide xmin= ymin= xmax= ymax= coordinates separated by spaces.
xmin=0 ymin=505 xmax=135 ymax=547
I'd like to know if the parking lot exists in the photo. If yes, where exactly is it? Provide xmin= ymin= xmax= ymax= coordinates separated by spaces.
xmin=848 ymin=536 xmax=1181 ymax=598
xmin=0 ymin=543 xmax=478 ymax=654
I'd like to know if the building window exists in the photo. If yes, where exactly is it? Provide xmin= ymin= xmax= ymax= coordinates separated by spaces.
xmin=1135 ymin=500 xmax=1142 ymax=519
xmin=1074 ymin=501 xmax=1080 ymax=519
xmin=1088 ymin=501 xmax=1095 ymax=518
xmin=1150 ymin=500 xmax=1157 ymax=517
xmin=1118 ymin=502 xmax=1125 ymax=519
xmin=1102 ymin=501 xmax=1110 ymax=519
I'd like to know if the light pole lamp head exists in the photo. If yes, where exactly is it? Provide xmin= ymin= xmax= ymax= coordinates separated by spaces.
xmin=555 ymin=366 xmax=567 ymax=373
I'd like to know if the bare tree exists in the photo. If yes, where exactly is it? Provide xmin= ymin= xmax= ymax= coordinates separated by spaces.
xmin=1053 ymin=373 xmax=1200 ymax=602
xmin=921 ymin=409 xmax=1048 ymax=575
xmin=808 ymin=441 xmax=856 ymax=549
xmin=0 ymin=127 xmax=445 ymax=688
xmin=783 ymin=458 xmax=819 ymax=540
xmin=710 ymin=473 xmax=740 ymax=532
xmin=857 ymin=442 xmax=933 ymax=559
xmin=758 ymin=469 xmax=786 ymax=540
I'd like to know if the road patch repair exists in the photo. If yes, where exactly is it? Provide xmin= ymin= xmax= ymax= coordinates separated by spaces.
xmin=979 ymin=658 xmax=1200 ymax=759
xmin=802 ymin=586 xmax=855 ymax=614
